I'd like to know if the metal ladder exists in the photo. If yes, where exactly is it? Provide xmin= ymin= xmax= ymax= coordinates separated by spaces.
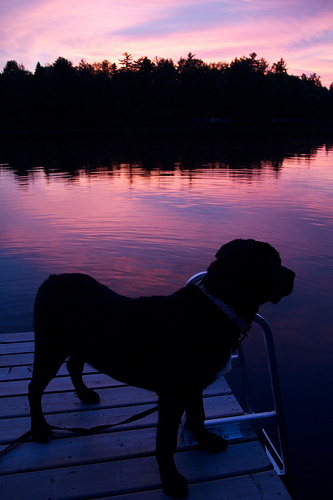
xmin=183 ymin=271 xmax=291 ymax=478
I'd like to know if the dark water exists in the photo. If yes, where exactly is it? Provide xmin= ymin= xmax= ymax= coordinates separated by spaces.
xmin=0 ymin=132 xmax=332 ymax=499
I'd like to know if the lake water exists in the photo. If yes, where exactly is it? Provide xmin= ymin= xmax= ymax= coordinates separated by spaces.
xmin=0 ymin=132 xmax=332 ymax=499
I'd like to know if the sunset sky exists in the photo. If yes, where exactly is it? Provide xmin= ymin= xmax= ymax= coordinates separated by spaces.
xmin=1 ymin=0 xmax=332 ymax=88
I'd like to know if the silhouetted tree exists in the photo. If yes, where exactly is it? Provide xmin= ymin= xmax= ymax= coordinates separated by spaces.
xmin=118 ymin=52 xmax=134 ymax=70
xmin=0 ymin=60 xmax=33 ymax=128
xmin=77 ymin=59 xmax=95 ymax=76
xmin=153 ymin=58 xmax=178 ymax=121
xmin=93 ymin=59 xmax=117 ymax=76
xmin=0 ymin=53 xmax=332 ymax=130
xmin=2 ymin=60 xmax=29 ymax=76
xmin=272 ymin=58 xmax=288 ymax=75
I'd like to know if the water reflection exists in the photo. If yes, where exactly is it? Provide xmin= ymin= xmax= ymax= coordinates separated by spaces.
xmin=2 ymin=132 xmax=332 ymax=185
xmin=1 ymin=134 xmax=332 ymax=312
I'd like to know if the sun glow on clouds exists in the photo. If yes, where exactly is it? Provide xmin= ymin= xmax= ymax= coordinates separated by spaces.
xmin=1 ymin=0 xmax=332 ymax=87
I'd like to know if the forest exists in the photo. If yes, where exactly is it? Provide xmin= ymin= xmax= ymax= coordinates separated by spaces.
xmin=1 ymin=52 xmax=332 ymax=130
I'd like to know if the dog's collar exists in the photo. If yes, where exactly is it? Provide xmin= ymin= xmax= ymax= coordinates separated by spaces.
xmin=199 ymin=284 xmax=251 ymax=336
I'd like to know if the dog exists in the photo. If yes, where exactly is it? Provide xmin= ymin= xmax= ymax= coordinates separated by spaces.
xmin=28 ymin=239 xmax=295 ymax=498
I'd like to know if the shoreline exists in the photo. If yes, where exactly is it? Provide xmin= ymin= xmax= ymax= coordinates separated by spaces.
xmin=1 ymin=120 xmax=333 ymax=139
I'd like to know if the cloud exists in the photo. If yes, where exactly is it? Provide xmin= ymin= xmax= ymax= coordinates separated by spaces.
xmin=112 ymin=2 xmax=238 ymax=37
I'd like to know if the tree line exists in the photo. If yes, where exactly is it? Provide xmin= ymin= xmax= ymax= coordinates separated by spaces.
xmin=1 ymin=52 xmax=332 ymax=130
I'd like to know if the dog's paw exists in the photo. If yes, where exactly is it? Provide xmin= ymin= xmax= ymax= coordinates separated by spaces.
xmin=76 ymin=388 xmax=100 ymax=404
xmin=31 ymin=423 xmax=52 ymax=443
xmin=198 ymin=431 xmax=228 ymax=453
xmin=162 ymin=471 xmax=188 ymax=499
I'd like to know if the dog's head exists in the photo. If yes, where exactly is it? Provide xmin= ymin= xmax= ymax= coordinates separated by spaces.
xmin=204 ymin=239 xmax=295 ymax=308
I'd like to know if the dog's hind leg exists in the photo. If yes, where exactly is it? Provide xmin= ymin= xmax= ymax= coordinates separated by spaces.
xmin=67 ymin=354 xmax=100 ymax=404
xmin=28 ymin=343 xmax=66 ymax=443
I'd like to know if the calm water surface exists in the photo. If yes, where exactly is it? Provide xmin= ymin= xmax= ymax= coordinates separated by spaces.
xmin=0 ymin=134 xmax=332 ymax=499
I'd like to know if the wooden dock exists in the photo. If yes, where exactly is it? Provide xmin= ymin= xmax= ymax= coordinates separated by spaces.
xmin=0 ymin=331 xmax=292 ymax=499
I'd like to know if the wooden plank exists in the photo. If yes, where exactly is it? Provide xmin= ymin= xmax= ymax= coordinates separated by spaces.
xmin=0 ymin=393 xmax=242 ymax=445
xmin=0 ymin=376 xmax=232 ymax=418
xmin=0 ymin=365 xmax=33 ymax=382
xmin=1 ymin=387 xmax=237 ymax=421
xmin=0 ymin=342 xmax=33 ymax=355
xmin=97 ymin=471 xmax=291 ymax=499
xmin=0 ymin=442 xmax=272 ymax=500
xmin=0 ymin=369 xmax=231 ymax=396
xmin=0 ymin=372 xmax=126 ymax=397
xmin=0 ymin=412 xmax=254 ymax=476
xmin=0 ymin=362 xmax=101 ymax=382
xmin=0 ymin=332 xmax=34 ymax=343
xmin=1 ymin=385 xmax=156 ymax=419
xmin=0 ymin=353 xmax=33 ymax=367
xmin=0 ymin=427 xmax=158 ymax=474
xmin=0 ymin=404 xmax=157 ymax=445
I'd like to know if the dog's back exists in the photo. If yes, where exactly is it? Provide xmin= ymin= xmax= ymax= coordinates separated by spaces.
xmin=33 ymin=273 xmax=232 ymax=390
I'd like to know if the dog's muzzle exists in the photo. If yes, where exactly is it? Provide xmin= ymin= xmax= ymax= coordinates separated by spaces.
xmin=271 ymin=266 xmax=295 ymax=304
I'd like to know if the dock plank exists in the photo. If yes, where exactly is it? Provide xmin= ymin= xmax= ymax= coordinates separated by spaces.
xmin=0 ymin=362 xmax=104 ymax=382
xmin=0 ymin=393 xmax=242 ymax=445
xmin=0 ymin=375 xmax=232 ymax=419
xmin=0 ymin=443 xmax=272 ymax=500
xmin=103 ymin=471 xmax=291 ymax=500
xmin=0 ymin=332 xmax=34 ymax=343
xmin=0 ymin=352 xmax=33 ymax=366
xmin=1 ymin=385 xmax=157 ymax=418
xmin=0 ymin=369 xmax=231 ymax=396
xmin=0 ymin=341 xmax=34 ymax=355
xmin=0 ymin=404 xmax=158 ymax=445
xmin=0 ymin=365 xmax=33 ymax=382
xmin=0 ymin=372 xmax=126 ymax=396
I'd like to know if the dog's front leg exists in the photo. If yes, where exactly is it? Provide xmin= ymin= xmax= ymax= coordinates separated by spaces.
xmin=185 ymin=389 xmax=228 ymax=453
xmin=156 ymin=393 xmax=188 ymax=499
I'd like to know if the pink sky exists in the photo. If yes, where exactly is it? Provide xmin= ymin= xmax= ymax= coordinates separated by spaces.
xmin=1 ymin=0 xmax=333 ymax=87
